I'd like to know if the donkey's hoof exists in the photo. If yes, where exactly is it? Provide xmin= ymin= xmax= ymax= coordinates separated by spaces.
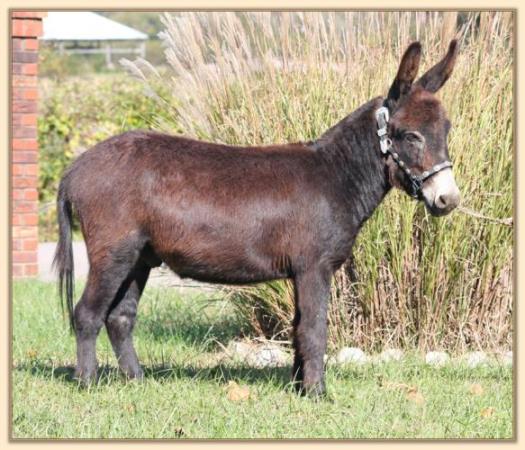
xmin=73 ymin=370 xmax=98 ymax=387
xmin=122 ymin=368 xmax=144 ymax=382
xmin=297 ymin=380 xmax=327 ymax=399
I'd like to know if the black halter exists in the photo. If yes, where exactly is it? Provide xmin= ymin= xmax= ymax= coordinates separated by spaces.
xmin=375 ymin=106 xmax=453 ymax=198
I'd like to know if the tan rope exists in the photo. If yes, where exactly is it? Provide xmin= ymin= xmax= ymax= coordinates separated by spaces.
xmin=457 ymin=206 xmax=513 ymax=227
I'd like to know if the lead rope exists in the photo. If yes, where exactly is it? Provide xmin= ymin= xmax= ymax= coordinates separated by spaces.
xmin=375 ymin=106 xmax=453 ymax=198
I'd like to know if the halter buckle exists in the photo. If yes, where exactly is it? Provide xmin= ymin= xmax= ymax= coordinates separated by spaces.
xmin=375 ymin=107 xmax=391 ymax=154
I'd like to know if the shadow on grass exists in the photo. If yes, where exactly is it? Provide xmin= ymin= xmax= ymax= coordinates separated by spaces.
xmin=137 ymin=315 xmax=247 ymax=350
xmin=14 ymin=361 xmax=294 ymax=389
xmin=136 ymin=293 xmax=250 ymax=350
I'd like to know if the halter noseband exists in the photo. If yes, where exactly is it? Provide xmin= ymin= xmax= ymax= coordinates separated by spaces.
xmin=375 ymin=106 xmax=453 ymax=198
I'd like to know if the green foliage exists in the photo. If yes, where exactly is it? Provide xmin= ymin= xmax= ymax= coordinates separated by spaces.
xmin=39 ymin=44 xmax=111 ymax=79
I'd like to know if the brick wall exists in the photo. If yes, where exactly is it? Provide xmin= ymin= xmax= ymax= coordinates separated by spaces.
xmin=12 ymin=11 xmax=46 ymax=278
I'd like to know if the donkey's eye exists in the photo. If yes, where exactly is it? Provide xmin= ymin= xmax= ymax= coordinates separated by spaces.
xmin=404 ymin=131 xmax=425 ymax=146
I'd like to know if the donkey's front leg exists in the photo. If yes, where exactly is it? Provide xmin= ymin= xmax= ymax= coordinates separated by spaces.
xmin=292 ymin=267 xmax=331 ymax=397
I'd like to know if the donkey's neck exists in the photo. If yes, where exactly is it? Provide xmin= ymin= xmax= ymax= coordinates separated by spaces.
xmin=311 ymin=97 xmax=392 ymax=229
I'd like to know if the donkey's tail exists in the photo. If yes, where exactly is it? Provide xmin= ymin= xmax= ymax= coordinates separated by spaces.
xmin=53 ymin=177 xmax=75 ymax=332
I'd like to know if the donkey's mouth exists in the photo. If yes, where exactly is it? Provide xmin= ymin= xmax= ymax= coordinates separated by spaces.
xmin=424 ymin=201 xmax=457 ymax=217
xmin=422 ymin=191 xmax=460 ymax=216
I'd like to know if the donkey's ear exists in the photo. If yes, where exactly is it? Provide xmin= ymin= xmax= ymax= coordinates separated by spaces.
xmin=416 ymin=40 xmax=459 ymax=93
xmin=387 ymin=42 xmax=422 ymax=103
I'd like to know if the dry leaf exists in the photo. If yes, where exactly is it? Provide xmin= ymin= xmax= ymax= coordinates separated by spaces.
xmin=26 ymin=349 xmax=37 ymax=359
xmin=382 ymin=381 xmax=424 ymax=405
xmin=407 ymin=390 xmax=425 ymax=405
xmin=480 ymin=407 xmax=495 ymax=418
xmin=469 ymin=383 xmax=484 ymax=396
xmin=225 ymin=381 xmax=252 ymax=402
xmin=124 ymin=403 xmax=136 ymax=413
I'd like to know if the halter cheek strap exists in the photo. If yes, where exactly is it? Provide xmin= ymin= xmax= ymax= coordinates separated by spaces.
xmin=375 ymin=106 xmax=453 ymax=198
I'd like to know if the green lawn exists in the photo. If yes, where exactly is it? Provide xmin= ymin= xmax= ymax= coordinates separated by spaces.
xmin=11 ymin=280 xmax=513 ymax=439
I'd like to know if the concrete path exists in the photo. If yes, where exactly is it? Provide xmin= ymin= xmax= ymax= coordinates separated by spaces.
xmin=38 ymin=241 xmax=89 ymax=282
xmin=38 ymin=242 xmax=212 ymax=290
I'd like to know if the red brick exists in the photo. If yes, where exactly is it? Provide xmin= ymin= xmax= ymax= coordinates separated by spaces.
xmin=12 ymin=12 xmax=46 ymax=19
xmin=21 ymin=114 xmax=37 ymax=126
xmin=13 ymin=51 xmax=39 ymax=64
xmin=12 ymin=99 xmax=37 ymax=113
xmin=11 ymin=19 xmax=43 ymax=38
xmin=25 ymin=164 xmax=38 ymax=176
xmin=13 ymin=200 xmax=38 ymax=213
xmin=12 ymin=114 xmax=22 ymax=126
xmin=12 ymin=151 xmax=38 ymax=163
xmin=12 ymin=265 xmax=24 ymax=278
xmin=12 ymin=215 xmax=21 ymax=226
xmin=12 ymin=251 xmax=37 ymax=264
xmin=23 ymin=238 xmax=38 ymax=251
xmin=12 ymin=19 xmax=25 ymax=37
xmin=12 ymin=239 xmax=22 ymax=251
xmin=12 ymin=126 xmax=36 ymax=139
xmin=22 ymin=63 xmax=37 ymax=75
xmin=12 ymin=188 xmax=38 ymax=201
xmin=13 ymin=213 xmax=39 ymax=227
xmin=12 ymin=75 xmax=37 ymax=87
xmin=24 ymin=214 xmax=39 ymax=226
xmin=23 ymin=88 xmax=38 ymax=100
xmin=11 ymin=88 xmax=39 ymax=101
xmin=12 ymin=38 xmax=23 ymax=51
xmin=13 ymin=202 xmax=32 ymax=213
xmin=24 ymin=38 xmax=39 ymax=51
xmin=24 ymin=264 xmax=39 ymax=277
xmin=12 ymin=63 xmax=23 ymax=75
xmin=12 ymin=165 xmax=24 ymax=176
xmin=26 ymin=20 xmax=43 ymax=37
xmin=12 ymin=189 xmax=24 ymax=200
xmin=12 ymin=139 xmax=38 ymax=150
xmin=12 ymin=163 xmax=38 ymax=176
xmin=12 ymin=226 xmax=37 ymax=239
xmin=23 ymin=189 xmax=38 ymax=201
xmin=12 ymin=176 xmax=37 ymax=189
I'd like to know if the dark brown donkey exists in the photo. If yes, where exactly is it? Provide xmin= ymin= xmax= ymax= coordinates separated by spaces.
xmin=55 ymin=41 xmax=460 ymax=396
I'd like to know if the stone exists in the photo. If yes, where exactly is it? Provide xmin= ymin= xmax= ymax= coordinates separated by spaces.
xmin=380 ymin=348 xmax=404 ymax=362
xmin=246 ymin=344 xmax=289 ymax=368
xmin=465 ymin=351 xmax=489 ymax=368
xmin=336 ymin=347 xmax=367 ymax=365
xmin=226 ymin=341 xmax=253 ymax=362
xmin=425 ymin=351 xmax=449 ymax=367
xmin=499 ymin=350 xmax=512 ymax=368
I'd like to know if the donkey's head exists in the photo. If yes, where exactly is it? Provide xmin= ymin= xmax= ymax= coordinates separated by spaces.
xmin=382 ymin=40 xmax=460 ymax=216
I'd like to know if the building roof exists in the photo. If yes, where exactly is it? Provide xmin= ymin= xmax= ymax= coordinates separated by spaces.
xmin=42 ymin=12 xmax=148 ymax=41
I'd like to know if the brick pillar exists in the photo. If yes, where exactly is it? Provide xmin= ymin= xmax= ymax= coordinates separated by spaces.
xmin=12 ymin=11 xmax=46 ymax=278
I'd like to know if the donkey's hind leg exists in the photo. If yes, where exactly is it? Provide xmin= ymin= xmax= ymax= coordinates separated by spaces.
xmin=105 ymin=262 xmax=150 ymax=379
xmin=74 ymin=239 xmax=144 ymax=384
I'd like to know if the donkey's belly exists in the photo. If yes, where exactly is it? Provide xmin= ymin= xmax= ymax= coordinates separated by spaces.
xmin=160 ymin=248 xmax=290 ymax=285
xmin=145 ymin=191 xmax=300 ymax=283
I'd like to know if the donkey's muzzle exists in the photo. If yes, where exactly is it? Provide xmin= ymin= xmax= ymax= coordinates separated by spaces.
xmin=421 ymin=168 xmax=460 ymax=216
xmin=428 ymin=190 xmax=460 ymax=216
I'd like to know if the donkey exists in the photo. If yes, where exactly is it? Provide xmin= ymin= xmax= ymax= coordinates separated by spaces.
xmin=55 ymin=40 xmax=460 ymax=396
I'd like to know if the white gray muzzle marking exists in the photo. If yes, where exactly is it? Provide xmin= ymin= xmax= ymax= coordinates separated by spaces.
xmin=421 ymin=168 xmax=460 ymax=215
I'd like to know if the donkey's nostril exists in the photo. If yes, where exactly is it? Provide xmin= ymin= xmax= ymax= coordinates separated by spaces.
xmin=435 ymin=191 xmax=460 ymax=210
xmin=436 ymin=194 xmax=448 ymax=208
